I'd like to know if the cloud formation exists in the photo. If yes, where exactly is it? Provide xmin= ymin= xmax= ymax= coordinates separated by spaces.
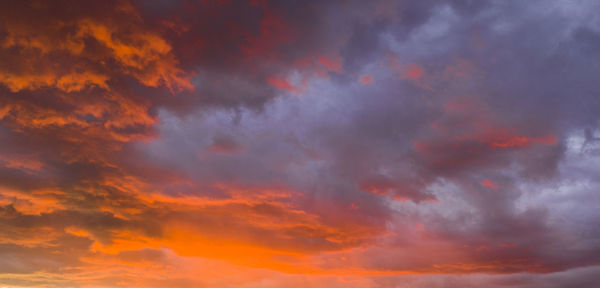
xmin=1 ymin=0 xmax=600 ymax=287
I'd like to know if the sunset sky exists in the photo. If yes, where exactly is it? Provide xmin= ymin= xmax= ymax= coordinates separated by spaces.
xmin=1 ymin=0 xmax=600 ymax=287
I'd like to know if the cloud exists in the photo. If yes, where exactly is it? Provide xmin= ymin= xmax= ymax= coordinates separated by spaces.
xmin=1 ymin=0 xmax=600 ymax=287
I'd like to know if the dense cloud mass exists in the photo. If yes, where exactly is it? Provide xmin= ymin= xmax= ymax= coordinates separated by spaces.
xmin=1 ymin=0 xmax=600 ymax=287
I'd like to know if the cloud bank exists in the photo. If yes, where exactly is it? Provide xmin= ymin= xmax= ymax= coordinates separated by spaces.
xmin=1 ymin=0 xmax=600 ymax=287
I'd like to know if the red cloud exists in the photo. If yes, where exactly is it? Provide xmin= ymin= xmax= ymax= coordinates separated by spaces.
xmin=318 ymin=56 xmax=343 ymax=73
xmin=489 ymin=134 xmax=557 ymax=149
xmin=414 ymin=97 xmax=559 ymax=171
xmin=267 ymin=76 xmax=298 ymax=92
xmin=480 ymin=179 xmax=499 ymax=190
xmin=241 ymin=11 xmax=295 ymax=61
xmin=359 ymin=75 xmax=373 ymax=84
xmin=404 ymin=63 xmax=424 ymax=79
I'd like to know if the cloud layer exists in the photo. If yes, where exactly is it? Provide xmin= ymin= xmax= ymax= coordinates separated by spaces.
xmin=1 ymin=0 xmax=600 ymax=287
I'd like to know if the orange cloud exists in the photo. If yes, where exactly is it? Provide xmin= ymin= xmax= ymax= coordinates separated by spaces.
xmin=0 ymin=71 xmax=109 ymax=93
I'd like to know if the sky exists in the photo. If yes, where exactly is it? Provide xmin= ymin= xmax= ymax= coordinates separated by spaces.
xmin=1 ymin=0 xmax=600 ymax=287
